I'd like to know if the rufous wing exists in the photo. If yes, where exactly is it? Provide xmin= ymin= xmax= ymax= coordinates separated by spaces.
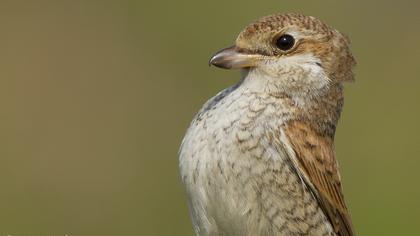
xmin=283 ymin=121 xmax=355 ymax=236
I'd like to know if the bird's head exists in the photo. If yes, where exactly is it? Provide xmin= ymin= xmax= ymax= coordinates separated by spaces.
xmin=210 ymin=13 xmax=356 ymax=98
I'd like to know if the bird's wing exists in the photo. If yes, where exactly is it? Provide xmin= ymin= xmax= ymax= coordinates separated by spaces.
xmin=281 ymin=120 xmax=355 ymax=236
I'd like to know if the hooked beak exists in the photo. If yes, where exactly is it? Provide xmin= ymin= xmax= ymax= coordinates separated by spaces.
xmin=209 ymin=46 xmax=260 ymax=69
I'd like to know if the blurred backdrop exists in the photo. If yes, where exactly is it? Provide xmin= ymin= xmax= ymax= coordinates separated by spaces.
xmin=0 ymin=0 xmax=419 ymax=235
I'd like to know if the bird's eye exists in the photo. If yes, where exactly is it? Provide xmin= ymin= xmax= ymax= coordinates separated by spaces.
xmin=275 ymin=34 xmax=295 ymax=51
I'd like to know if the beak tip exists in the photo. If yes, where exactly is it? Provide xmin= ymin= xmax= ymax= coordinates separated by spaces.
xmin=209 ymin=53 xmax=232 ymax=69
xmin=208 ymin=55 xmax=222 ymax=69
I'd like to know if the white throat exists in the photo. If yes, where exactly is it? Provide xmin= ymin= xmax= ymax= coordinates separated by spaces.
xmin=241 ymin=53 xmax=331 ymax=107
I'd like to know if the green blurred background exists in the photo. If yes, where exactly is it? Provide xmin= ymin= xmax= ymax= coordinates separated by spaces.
xmin=0 ymin=0 xmax=419 ymax=235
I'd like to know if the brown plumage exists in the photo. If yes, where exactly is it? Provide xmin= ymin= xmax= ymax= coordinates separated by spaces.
xmin=284 ymin=121 xmax=354 ymax=236
xmin=180 ymin=13 xmax=356 ymax=236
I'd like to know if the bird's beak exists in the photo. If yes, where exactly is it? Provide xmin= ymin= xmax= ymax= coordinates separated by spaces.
xmin=209 ymin=46 xmax=259 ymax=69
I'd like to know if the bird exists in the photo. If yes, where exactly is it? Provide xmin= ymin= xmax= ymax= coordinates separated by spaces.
xmin=179 ymin=13 xmax=356 ymax=236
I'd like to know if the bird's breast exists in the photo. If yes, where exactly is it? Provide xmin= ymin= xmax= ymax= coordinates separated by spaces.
xmin=180 ymin=88 xmax=308 ymax=235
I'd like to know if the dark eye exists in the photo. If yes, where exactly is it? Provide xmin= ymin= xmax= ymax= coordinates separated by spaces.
xmin=275 ymin=34 xmax=295 ymax=51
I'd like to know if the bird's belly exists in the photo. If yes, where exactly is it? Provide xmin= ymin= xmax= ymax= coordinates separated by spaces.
xmin=181 ymin=128 xmax=334 ymax=235
xmin=180 ymin=92 xmax=335 ymax=236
